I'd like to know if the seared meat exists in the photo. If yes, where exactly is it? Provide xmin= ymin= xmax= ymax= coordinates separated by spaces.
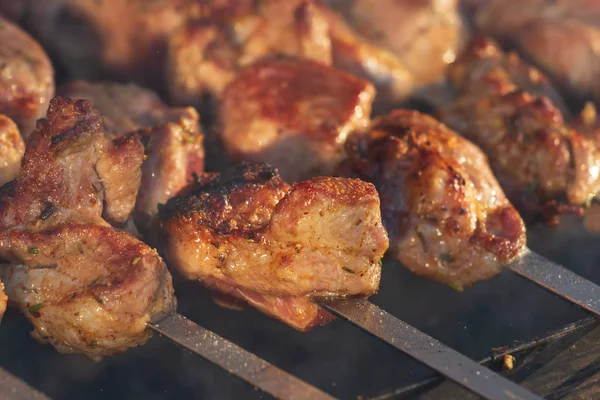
xmin=0 ymin=97 xmax=144 ymax=226
xmin=219 ymin=57 xmax=374 ymax=181
xmin=0 ymin=97 xmax=175 ymax=358
xmin=329 ymin=0 xmax=466 ymax=89
xmin=343 ymin=110 xmax=526 ymax=289
xmin=0 ymin=115 xmax=24 ymax=186
xmin=466 ymin=0 xmax=600 ymax=104
xmin=438 ymin=39 xmax=600 ymax=218
xmin=160 ymin=162 xmax=388 ymax=331
xmin=59 ymin=81 xmax=205 ymax=229
xmin=0 ymin=16 xmax=54 ymax=137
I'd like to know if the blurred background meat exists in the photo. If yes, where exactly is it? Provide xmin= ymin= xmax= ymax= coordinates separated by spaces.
xmin=0 ymin=16 xmax=54 ymax=137
xmin=0 ymin=115 xmax=24 ymax=186
xmin=329 ymin=0 xmax=467 ymax=103
xmin=438 ymin=38 xmax=600 ymax=220
xmin=465 ymin=0 xmax=600 ymax=106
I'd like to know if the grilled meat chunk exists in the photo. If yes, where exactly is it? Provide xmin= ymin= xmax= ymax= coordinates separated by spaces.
xmin=0 ymin=16 xmax=54 ymax=137
xmin=438 ymin=39 xmax=600 ymax=218
xmin=0 ymin=115 xmax=24 ymax=186
xmin=60 ymin=81 xmax=205 ymax=229
xmin=219 ymin=57 xmax=374 ymax=181
xmin=0 ymin=97 xmax=144 ymax=226
xmin=466 ymin=0 xmax=600 ymax=104
xmin=329 ymin=0 xmax=466 ymax=89
xmin=160 ymin=162 xmax=388 ymax=331
xmin=343 ymin=110 xmax=526 ymax=289
xmin=0 ymin=97 xmax=175 ymax=357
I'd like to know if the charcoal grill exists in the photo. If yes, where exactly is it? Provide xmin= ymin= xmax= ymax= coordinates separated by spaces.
xmin=2 ymin=211 xmax=600 ymax=399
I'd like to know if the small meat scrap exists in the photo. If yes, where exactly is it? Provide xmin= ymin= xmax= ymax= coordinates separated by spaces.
xmin=159 ymin=162 xmax=388 ymax=331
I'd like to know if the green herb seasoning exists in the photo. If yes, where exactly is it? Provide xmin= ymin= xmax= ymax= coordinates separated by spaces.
xmin=28 ymin=303 xmax=43 ymax=313
xmin=27 ymin=246 xmax=39 ymax=255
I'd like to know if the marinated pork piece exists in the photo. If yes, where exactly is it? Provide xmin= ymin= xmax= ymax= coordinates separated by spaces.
xmin=219 ymin=57 xmax=374 ymax=182
xmin=465 ymin=0 xmax=600 ymax=104
xmin=0 ymin=115 xmax=24 ymax=186
xmin=438 ymin=39 xmax=600 ymax=219
xmin=328 ymin=0 xmax=466 ymax=89
xmin=60 ymin=81 xmax=205 ymax=229
xmin=343 ymin=110 xmax=526 ymax=289
xmin=0 ymin=97 xmax=175 ymax=358
xmin=0 ymin=16 xmax=54 ymax=137
xmin=160 ymin=162 xmax=388 ymax=331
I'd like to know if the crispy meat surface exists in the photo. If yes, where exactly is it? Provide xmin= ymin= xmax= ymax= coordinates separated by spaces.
xmin=219 ymin=57 xmax=374 ymax=181
xmin=0 ymin=225 xmax=174 ymax=358
xmin=160 ymin=162 xmax=388 ymax=331
xmin=438 ymin=39 xmax=600 ymax=218
xmin=0 ymin=16 xmax=54 ymax=137
xmin=0 ymin=97 xmax=143 ymax=227
xmin=0 ymin=115 xmax=24 ymax=186
xmin=466 ymin=0 xmax=600 ymax=103
xmin=0 ymin=97 xmax=175 ymax=357
xmin=343 ymin=110 xmax=526 ymax=289
xmin=60 ymin=81 xmax=205 ymax=229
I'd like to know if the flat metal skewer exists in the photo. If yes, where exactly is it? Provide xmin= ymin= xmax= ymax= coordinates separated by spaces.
xmin=0 ymin=368 xmax=51 ymax=400
xmin=148 ymin=313 xmax=336 ymax=400
xmin=318 ymin=298 xmax=542 ymax=400
xmin=508 ymin=248 xmax=600 ymax=315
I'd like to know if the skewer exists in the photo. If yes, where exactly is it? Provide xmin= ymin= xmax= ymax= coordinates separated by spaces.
xmin=508 ymin=249 xmax=600 ymax=315
xmin=148 ymin=313 xmax=335 ymax=400
xmin=318 ymin=298 xmax=542 ymax=400
xmin=0 ymin=368 xmax=51 ymax=400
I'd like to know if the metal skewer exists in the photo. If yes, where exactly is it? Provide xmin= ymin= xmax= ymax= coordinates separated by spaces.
xmin=0 ymin=368 xmax=51 ymax=400
xmin=508 ymin=248 xmax=600 ymax=315
xmin=148 ymin=313 xmax=335 ymax=400
xmin=146 ymin=247 xmax=598 ymax=400
xmin=318 ymin=298 xmax=542 ymax=400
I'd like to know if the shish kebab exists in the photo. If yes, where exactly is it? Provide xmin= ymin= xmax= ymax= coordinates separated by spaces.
xmin=0 ymin=96 xmax=540 ymax=400
xmin=44 ymin=60 xmax=600 ymax=398
xmin=0 ymin=97 xmax=333 ymax=400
